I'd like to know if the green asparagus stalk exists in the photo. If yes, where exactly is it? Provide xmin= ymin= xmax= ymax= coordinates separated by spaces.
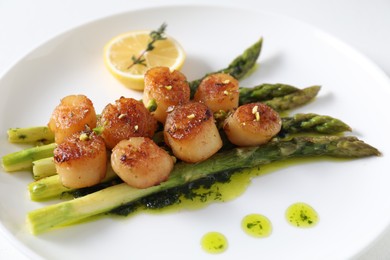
xmin=28 ymin=164 xmax=118 ymax=201
xmin=7 ymin=126 xmax=54 ymax=144
xmin=32 ymin=157 xmax=56 ymax=180
xmin=239 ymin=83 xmax=300 ymax=105
xmin=281 ymin=113 xmax=352 ymax=135
xmin=29 ymin=175 xmax=70 ymax=201
xmin=189 ymin=37 xmax=263 ymax=97
xmin=218 ymin=37 xmax=263 ymax=79
xmin=27 ymin=136 xmax=380 ymax=234
xmin=264 ymin=85 xmax=321 ymax=112
xmin=1 ymin=143 xmax=56 ymax=172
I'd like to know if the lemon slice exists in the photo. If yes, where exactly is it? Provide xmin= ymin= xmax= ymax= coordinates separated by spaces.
xmin=103 ymin=30 xmax=186 ymax=90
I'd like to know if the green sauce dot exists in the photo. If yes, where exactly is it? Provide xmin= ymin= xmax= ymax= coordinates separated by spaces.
xmin=201 ymin=231 xmax=228 ymax=254
xmin=286 ymin=202 xmax=319 ymax=228
xmin=241 ymin=213 xmax=272 ymax=238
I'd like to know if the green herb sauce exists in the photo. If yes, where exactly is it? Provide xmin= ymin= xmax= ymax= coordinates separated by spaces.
xmin=109 ymin=166 xmax=263 ymax=216
xmin=201 ymin=231 xmax=228 ymax=254
xmin=286 ymin=202 xmax=319 ymax=228
xmin=107 ymin=158 xmax=320 ymax=217
xmin=241 ymin=213 xmax=272 ymax=238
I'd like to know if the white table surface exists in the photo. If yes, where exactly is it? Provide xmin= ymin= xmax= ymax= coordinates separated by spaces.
xmin=1 ymin=0 xmax=389 ymax=259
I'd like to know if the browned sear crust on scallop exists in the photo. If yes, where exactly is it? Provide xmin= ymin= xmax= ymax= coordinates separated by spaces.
xmin=165 ymin=101 xmax=213 ymax=140
xmin=54 ymin=131 xmax=107 ymax=188
xmin=99 ymin=97 xmax=157 ymax=149
xmin=164 ymin=101 xmax=222 ymax=163
xmin=143 ymin=66 xmax=190 ymax=123
xmin=144 ymin=66 xmax=190 ymax=106
xmin=231 ymin=103 xmax=280 ymax=132
xmin=111 ymin=137 xmax=174 ymax=189
xmin=54 ymin=131 xmax=105 ymax=163
xmin=223 ymin=102 xmax=282 ymax=146
xmin=194 ymin=73 xmax=239 ymax=113
xmin=48 ymin=94 xmax=97 ymax=144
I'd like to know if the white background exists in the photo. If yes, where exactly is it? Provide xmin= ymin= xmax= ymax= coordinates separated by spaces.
xmin=0 ymin=0 xmax=389 ymax=259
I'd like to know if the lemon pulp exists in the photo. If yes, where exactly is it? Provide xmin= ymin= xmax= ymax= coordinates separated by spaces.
xmin=103 ymin=31 xmax=185 ymax=90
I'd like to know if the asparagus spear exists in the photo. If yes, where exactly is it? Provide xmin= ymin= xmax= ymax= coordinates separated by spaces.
xmin=29 ymin=175 xmax=71 ymax=201
xmin=238 ymin=83 xmax=300 ymax=105
xmin=281 ymin=113 xmax=352 ymax=135
xmin=264 ymin=85 xmax=321 ymax=112
xmin=218 ymin=37 xmax=263 ymax=79
xmin=27 ymin=136 xmax=380 ymax=234
xmin=7 ymin=126 xmax=54 ymax=144
xmin=28 ymin=164 xmax=119 ymax=201
xmin=32 ymin=157 xmax=56 ymax=180
xmin=189 ymin=37 xmax=263 ymax=97
xmin=1 ymin=143 xmax=56 ymax=172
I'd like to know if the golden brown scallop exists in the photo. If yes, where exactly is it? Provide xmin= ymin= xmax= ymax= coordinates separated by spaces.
xmin=164 ymin=101 xmax=222 ymax=163
xmin=223 ymin=102 xmax=282 ymax=146
xmin=143 ymin=66 xmax=190 ymax=123
xmin=48 ymin=94 xmax=97 ymax=144
xmin=111 ymin=137 xmax=174 ymax=189
xmin=194 ymin=73 xmax=239 ymax=113
xmin=99 ymin=97 xmax=157 ymax=150
xmin=53 ymin=130 xmax=107 ymax=188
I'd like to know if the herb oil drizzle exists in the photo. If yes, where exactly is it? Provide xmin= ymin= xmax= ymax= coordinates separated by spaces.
xmin=286 ymin=202 xmax=319 ymax=228
xmin=201 ymin=232 xmax=228 ymax=254
xmin=241 ymin=213 xmax=272 ymax=238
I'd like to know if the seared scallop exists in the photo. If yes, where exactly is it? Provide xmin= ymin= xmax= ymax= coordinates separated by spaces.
xmin=223 ymin=102 xmax=282 ymax=146
xmin=53 ymin=130 xmax=107 ymax=188
xmin=164 ymin=101 xmax=222 ymax=163
xmin=99 ymin=97 xmax=157 ymax=150
xmin=48 ymin=94 xmax=97 ymax=144
xmin=194 ymin=73 xmax=239 ymax=113
xmin=143 ymin=66 xmax=190 ymax=123
xmin=111 ymin=137 xmax=174 ymax=189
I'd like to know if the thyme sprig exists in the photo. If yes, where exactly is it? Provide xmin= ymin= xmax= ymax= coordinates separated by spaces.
xmin=127 ymin=23 xmax=168 ymax=69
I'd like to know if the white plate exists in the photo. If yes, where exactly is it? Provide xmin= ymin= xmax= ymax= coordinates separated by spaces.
xmin=1 ymin=5 xmax=390 ymax=260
